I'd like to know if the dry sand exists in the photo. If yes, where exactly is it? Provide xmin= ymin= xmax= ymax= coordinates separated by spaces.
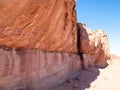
xmin=51 ymin=55 xmax=120 ymax=90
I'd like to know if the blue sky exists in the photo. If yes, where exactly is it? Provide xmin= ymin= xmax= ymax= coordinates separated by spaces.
xmin=76 ymin=0 xmax=120 ymax=55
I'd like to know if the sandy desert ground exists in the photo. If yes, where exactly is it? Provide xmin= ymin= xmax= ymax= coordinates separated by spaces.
xmin=51 ymin=54 xmax=120 ymax=90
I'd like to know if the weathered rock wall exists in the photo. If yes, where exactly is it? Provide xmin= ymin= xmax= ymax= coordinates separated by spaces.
xmin=0 ymin=0 xmax=80 ymax=89
xmin=0 ymin=0 xmax=110 ymax=90
xmin=78 ymin=23 xmax=110 ymax=68
xmin=0 ymin=48 xmax=81 ymax=90
xmin=0 ymin=0 xmax=77 ymax=53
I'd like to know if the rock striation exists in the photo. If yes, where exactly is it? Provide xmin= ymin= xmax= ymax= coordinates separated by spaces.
xmin=78 ymin=23 xmax=110 ymax=68
xmin=0 ymin=48 xmax=81 ymax=90
xmin=0 ymin=0 xmax=110 ymax=90
xmin=0 ymin=0 xmax=77 ymax=53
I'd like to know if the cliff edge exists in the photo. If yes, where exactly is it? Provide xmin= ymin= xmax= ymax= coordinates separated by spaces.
xmin=0 ymin=0 xmax=110 ymax=90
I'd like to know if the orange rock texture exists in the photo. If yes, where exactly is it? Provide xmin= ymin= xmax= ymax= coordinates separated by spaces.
xmin=0 ymin=0 xmax=110 ymax=89
xmin=0 ymin=0 xmax=77 ymax=53
xmin=78 ymin=23 xmax=110 ymax=67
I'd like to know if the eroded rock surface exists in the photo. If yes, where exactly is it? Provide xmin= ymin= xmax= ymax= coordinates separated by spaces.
xmin=0 ymin=0 xmax=110 ymax=90
xmin=78 ymin=23 xmax=110 ymax=67
xmin=0 ymin=0 xmax=77 ymax=53
xmin=0 ymin=48 xmax=81 ymax=90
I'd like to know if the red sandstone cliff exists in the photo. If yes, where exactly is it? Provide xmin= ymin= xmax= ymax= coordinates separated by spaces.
xmin=78 ymin=23 xmax=110 ymax=68
xmin=0 ymin=0 xmax=110 ymax=90
xmin=0 ymin=0 xmax=77 ymax=53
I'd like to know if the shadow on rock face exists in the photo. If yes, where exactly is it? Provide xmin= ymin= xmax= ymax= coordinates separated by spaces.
xmin=77 ymin=23 xmax=110 ymax=68
xmin=51 ymin=66 xmax=100 ymax=90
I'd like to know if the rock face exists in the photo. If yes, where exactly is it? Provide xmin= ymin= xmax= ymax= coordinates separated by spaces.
xmin=0 ymin=0 xmax=77 ymax=53
xmin=0 ymin=48 xmax=81 ymax=90
xmin=78 ymin=23 xmax=110 ymax=68
xmin=0 ymin=0 xmax=110 ymax=90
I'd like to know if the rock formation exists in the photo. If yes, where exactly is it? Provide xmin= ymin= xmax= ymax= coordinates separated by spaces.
xmin=0 ymin=0 xmax=77 ymax=53
xmin=0 ymin=0 xmax=110 ymax=90
xmin=78 ymin=23 xmax=110 ymax=68
xmin=0 ymin=49 xmax=81 ymax=90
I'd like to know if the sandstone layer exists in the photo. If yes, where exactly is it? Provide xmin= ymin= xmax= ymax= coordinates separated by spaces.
xmin=0 ymin=0 xmax=77 ymax=53
xmin=0 ymin=0 xmax=110 ymax=90
xmin=78 ymin=23 xmax=110 ymax=67
xmin=0 ymin=48 xmax=81 ymax=90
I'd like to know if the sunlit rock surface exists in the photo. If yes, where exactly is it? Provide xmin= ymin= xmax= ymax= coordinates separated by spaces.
xmin=78 ymin=23 xmax=110 ymax=68
xmin=0 ymin=0 xmax=110 ymax=90
xmin=0 ymin=0 xmax=77 ymax=53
